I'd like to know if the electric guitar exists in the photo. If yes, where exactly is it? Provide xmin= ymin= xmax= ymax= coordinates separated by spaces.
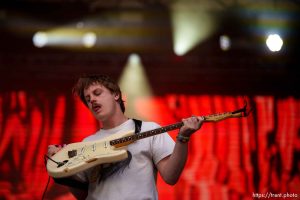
xmin=46 ymin=102 xmax=251 ymax=178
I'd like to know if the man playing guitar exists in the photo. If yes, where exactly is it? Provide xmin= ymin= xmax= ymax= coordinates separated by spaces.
xmin=47 ymin=74 xmax=204 ymax=200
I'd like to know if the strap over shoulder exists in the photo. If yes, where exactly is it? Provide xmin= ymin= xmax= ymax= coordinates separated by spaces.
xmin=132 ymin=118 xmax=142 ymax=134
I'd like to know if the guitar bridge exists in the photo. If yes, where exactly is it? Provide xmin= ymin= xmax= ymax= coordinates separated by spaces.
xmin=68 ymin=150 xmax=77 ymax=158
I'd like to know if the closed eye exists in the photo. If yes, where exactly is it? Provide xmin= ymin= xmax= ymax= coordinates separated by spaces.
xmin=94 ymin=89 xmax=102 ymax=96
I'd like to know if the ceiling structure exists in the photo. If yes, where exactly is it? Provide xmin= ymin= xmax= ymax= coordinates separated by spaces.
xmin=0 ymin=0 xmax=299 ymax=96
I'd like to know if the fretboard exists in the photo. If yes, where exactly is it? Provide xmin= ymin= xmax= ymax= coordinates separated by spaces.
xmin=110 ymin=122 xmax=184 ymax=146
xmin=109 ymin=103 xmax=249 ymax=147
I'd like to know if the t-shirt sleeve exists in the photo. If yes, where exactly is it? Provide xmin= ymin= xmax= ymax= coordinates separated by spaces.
xmin=150 ymin=123 xmax=175 ymax=165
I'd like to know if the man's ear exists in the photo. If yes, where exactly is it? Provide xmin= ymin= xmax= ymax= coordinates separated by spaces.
xmin=114 ymin=93 xmax=120 ymax=101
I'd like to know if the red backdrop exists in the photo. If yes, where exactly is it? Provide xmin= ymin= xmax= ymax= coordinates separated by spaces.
xmin=0 ymin=92 xmax=299 ymax=199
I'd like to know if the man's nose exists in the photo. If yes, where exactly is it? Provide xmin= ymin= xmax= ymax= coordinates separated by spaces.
xmin=90 ymin=95 xmax=97 ymax=103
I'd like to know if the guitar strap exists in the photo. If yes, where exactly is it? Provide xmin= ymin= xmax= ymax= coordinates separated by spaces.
xmin=132 ymin=118 xmax=142 ymax=134
xmin=52 ymin=118 xmax=143 ymax=189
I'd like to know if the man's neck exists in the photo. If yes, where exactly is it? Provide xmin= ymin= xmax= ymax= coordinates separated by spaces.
xmin=101 ymin=114 xmax=128 ymax=130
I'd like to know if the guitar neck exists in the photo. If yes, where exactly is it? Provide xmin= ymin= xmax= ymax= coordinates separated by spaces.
xmin=110 ymin=108 xmax=246 ymax=147
xmin=110 ymin=122 xmax=184 ymax=147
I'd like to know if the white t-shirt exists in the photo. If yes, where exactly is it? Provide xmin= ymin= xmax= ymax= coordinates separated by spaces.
xmin=76 ymin=119 xmax=175 ymax=200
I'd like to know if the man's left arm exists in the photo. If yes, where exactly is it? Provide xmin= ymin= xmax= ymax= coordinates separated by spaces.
xmin=157 ymin=116 xmax=204 ymax=185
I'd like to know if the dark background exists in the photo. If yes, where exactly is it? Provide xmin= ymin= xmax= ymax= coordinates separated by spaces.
xmin=1 ymin=0 xmax=299 ymax=96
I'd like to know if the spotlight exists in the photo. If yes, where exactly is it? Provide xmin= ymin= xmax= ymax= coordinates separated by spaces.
xmin=128 ymin=53 xmax=141 ymax=65
xmin=266 ymin=34 xmax=283 ymax=52
xmin=219 ymin=35 xmax=231 ymax=51
xmin=171 ymin=3 xmax=217 ymax=56
xmin=119 ymin=53 xmax=152 ymax=118
xmin=82 ymin=32 xmax=97 ymax=48
xmin=33 ymin=31 xmax=48 ymax=48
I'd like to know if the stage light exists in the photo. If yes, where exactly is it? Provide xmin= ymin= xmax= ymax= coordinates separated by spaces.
xmin=33 ymin=28 xmax=84 ymax=48
xmin=82 ymin=32 xmax=97 ymax=48
xmin=220 ymin=35 xmax=231 ymax=51
xmin=32 ymin=31 xmax=48 ymax=48
xmin=33 ymin=25 xmax=95 ymax=49
xmin=266 ymin=34 xmax=283 ymax=52
xmin=118 ymin=54 xmax=152 ymax=119
xmin=171 ymin=2 xmax=217 ymax=56
xmin=128 ymin=53 xmax=141 ymax=65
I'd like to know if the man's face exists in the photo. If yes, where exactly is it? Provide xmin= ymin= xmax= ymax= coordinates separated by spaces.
xmin=83 ymin=83 xmax=119 ymax=121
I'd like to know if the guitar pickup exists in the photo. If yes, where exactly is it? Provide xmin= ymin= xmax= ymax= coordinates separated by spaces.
xmin=68 ymin=150 xmax=77 ymax=158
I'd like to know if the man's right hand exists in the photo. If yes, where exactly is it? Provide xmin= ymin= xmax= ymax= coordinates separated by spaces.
xmin=47 ymin=144 xmax=65 ymax=157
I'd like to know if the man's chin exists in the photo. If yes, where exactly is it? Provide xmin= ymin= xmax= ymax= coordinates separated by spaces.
xmin=95 ymin=113 xmax=107 ymax=121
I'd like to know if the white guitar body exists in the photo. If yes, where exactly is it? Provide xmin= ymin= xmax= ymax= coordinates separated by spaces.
xmin=46 ymin=130 xmax=135 ymax=178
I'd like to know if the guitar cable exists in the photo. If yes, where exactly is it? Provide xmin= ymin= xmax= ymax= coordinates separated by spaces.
xmin=42 ymin=155 xmax=67 ymax=200
xmin=41 ymin=174 xmax=50 ymax=200
xmin=42 ymin=155 xmax=51 ymax=200
xmin=45 ymin=154 xmax=68 ymax=167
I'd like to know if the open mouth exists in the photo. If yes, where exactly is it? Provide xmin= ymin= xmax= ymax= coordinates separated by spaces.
xmin=92 ymin=103 xmax=102 ymax=113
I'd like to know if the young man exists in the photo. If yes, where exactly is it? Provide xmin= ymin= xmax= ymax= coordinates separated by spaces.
xmin=48 ymin=74 xmax=204 ymax=200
